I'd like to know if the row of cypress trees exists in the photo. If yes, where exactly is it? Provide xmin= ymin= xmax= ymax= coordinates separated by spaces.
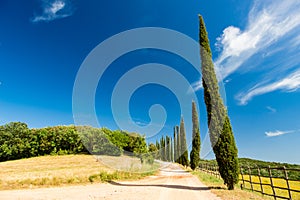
xmin=154 ymin=16 xmax=239 ymax=190
xmin=155 ymin=101 xmax=200 ymax=169
xmin=156 ymin=135 xmax=173 ymax=162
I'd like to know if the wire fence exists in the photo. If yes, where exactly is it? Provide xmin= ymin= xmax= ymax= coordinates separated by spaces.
xmin=198 ymin=163 xmax=300 ymax=200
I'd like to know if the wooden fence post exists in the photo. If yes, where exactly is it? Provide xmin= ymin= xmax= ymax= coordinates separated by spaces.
xmin=248 ymin=166 xmax=254 ymax=191
xmin=283 ymin=166 xmax=292 ymax=200
xmin=214 ymin=165 xmax=217 ymax=178
xmin=257 ymin=167 xmax=264 ymax=194
xmin=268 ymin=166 xmax=276 ymax=200
xmin=240 ymin=166 xmax=245 ymax=190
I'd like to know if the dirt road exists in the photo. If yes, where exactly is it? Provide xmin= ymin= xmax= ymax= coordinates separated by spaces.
xmin=0 ymin=162 xmax=221 ymax=200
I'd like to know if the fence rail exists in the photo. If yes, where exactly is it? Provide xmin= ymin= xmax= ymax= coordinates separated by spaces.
xmin=198 ymin=164 xmax=300 ymax=200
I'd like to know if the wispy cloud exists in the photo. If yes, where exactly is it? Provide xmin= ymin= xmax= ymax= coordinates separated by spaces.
xmin=266 ymin=106 xmax=276 ymax=113
xmin=265 ymin=130 xmax=295 ymax=137
xmin=32 ymin=0 xmax=73 ymax=23
xmin=215 ymin=0 xmax=300 ymax=78
xmin=189 ymin=79 xmax=203 ymax=93
xmin=212 ymin=0 xmax=300 ymax=104
xmin=237 ymin=69 xmax=300 ymax=105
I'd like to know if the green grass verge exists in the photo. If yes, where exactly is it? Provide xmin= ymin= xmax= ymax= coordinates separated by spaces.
xmin=192 ymin=170 xmax=273 ymax=200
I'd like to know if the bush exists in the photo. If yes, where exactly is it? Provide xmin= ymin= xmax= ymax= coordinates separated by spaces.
xmin=140 ymin=153 xmax=154 ymax=164
xmin=0 ymin=122 xmax=148 ymax=162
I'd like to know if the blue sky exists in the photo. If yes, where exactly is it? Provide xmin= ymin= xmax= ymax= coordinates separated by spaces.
xmin=1 ymin=0 xmax=300 ymax=164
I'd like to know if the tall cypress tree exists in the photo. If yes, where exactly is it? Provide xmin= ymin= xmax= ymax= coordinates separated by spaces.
xmin=155 ymin=140 xmax=160 ymax=160
xmin=176 ymin=125 xmax=180 ymax=163
xmin=173 ymin=127 xmax=177 ymax=163
xmin=166 ymin=136 xmax=170 ymax=162
xmin=179 ymin=117 xmax=189 ymax=166
xmin=160 ymin=136 xmax=165 ymax=161
xmin=170 ymin=138 xmax=174 ymax=162
xmin=199 ymin=15 xmax=239 ymax=190
xmin=190 ymin=101 xmax=201 ymax=170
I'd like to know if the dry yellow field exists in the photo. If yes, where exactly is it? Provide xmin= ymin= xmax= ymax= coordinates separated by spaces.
xmin=0 ymin=154 xmax=158 ymax=190
xmin=241 ymin=175 xmax=300 ymax=199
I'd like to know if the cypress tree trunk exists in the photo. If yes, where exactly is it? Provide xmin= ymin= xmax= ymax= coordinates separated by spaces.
xmin=190 ymin=101 xmax=201 ymax=170
xmin=179 ymin=117 xmax=189 ymax=167
xmin=199 ymin=15 xmax=239 ymax=190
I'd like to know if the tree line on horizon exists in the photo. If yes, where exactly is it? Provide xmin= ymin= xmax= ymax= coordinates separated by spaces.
xmin=0 ymin=122 xmax=149 ymax=162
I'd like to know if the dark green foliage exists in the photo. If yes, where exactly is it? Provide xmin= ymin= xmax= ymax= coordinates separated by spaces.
xmin=170 ymin=138 xmax=174 ymax=162
xmin=78 ymin=126 xmax=122 ymax=156
xmin=173 ymin=127 xmax=177 ymax=163
xmin=160 ymin=136 xmax=166 ymax=161
xmin=140 ymin=152 xmax=154 ymax=164
xmin=155 ymin=140 xmax=160 ymax=160
xmin=199 ymin=15 xmax=239 ymax=190
xmin=214 ymin=117 xmax=239 ymax=189
xmin=148 ymin=143 xmax=158 ymax=152
xmin=102 ymin=128 xmax=129 ymax=150
xmin=126 ymin=133 xmax=148 ymax=156
xmin=148 ymin=143 xmax=158 ymax=160
xmin=179 ymin=117 xmax=189 ymax=166
xmin=190 ymin=101 xmax=201 ymax=170
xmin=0 ymin=122 xmax=32 ymax=161
xmin=166 ymin=136 xmax=171 ymax=162
xmin=0 ymin=122 xmax=148 ymax=162
xmin=176 ymin=125 xmax=180 ymax=164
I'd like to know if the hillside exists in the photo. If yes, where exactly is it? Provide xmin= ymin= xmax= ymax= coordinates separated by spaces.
xmin=200 ymin=158 xmax=300 ymax=181
xmin=0 ymin=154 xmax=158 ymax=190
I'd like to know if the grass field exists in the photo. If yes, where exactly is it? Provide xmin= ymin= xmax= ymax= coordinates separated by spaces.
xmin=241 ymin=175 xmax=300 ymax=199
xmin=192 ymin=170 xmax=273 ymax=200
xmin=0 ymin=154 xmax=159 ymax=190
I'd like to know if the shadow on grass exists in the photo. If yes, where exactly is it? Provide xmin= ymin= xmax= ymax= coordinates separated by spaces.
xmin=108 ymin=181 xmax=225 ymax=191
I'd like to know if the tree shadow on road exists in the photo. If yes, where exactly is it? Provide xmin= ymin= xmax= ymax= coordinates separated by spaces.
xmin=160 ymin=169 xmax=190 ymax=173
xmin=108 ymin=181 xmax=225 ymax=191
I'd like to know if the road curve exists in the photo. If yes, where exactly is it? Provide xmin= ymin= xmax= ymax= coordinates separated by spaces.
xmin=0 ymin=162 xmax=221 ymax=200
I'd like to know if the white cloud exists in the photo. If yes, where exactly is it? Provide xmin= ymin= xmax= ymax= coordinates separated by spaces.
xmin=237 ymin=69 xmax=300 ymax=105
xmin=135 ymin=121 xmax=148 ymax=126
xmin=215 ymin=0 xmax=300 ymax=79
xmin=224 ymin=79 xmax=231 ymax=84
xmin=266 ymin=106 xmax=276 ymax=113
xmin=265 ymin=130 xmax=295 ymax=137
xmin=32 ymin=0 xmax=73 ymax=23
xmin=190 ymin=80 xmax=203 ymax=93
xmin=212 ymin=0 xmax=300 ymax=105
xmin=194 ymin=0 xmax=300 ymax=99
